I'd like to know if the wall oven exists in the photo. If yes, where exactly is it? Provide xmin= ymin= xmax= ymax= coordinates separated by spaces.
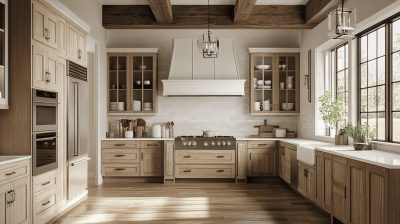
xmin=32 ymin=131 xmax=58 ymax=176
xmin=32 ymin=89 xmax=58 ymax=132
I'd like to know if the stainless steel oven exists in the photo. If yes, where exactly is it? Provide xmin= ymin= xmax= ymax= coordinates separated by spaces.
xmin=32 ymin=89 xmax=58 ymax=132
xmin=32 ymin=132 xmax=58 ymax=176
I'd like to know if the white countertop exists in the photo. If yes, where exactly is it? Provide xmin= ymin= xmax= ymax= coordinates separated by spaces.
xmin=0 ymin=156 xmax=31 ymax=166
xmin=103 ymin=138 xmax=174 ymax=141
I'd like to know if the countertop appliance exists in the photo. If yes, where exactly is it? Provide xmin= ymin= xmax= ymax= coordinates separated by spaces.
xmin=67 ymin=60 xmax=89 ymax=200
xmin=175 ymin=136 xmax=236 ymax=150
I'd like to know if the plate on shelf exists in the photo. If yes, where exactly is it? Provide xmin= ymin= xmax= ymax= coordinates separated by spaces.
xmin=254 ymin=65 xmax=271 ymax=70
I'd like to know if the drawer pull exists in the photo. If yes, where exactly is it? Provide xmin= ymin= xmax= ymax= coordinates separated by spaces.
xmin=114 ymin=168 xmax=126 ymax=171
xmin=114 ymin=144 xmax=125 ymax=147
xmin=304 ymin=170 xmax=308 ymax=177
xmin=114 ymin=154 xmax=126 ymax=157
xmin=183 ymin=155 xmax=191 ymax=158
xmin=42 ymin=181 xmax=51 ymax=186
xmin=5 ymin=171 xmax=16 ymax=176
xmin=42 ymin=200 xmax=51 ymax=206
xmin=216 ymin=170 xmax=225 ymax=173
xmin=183 ymin=170 xmax=191 ymax=173
xmin=258 ymin=144 xmax=270 ymax=146
xmin=146 ymin=144 xmax=159 ymax=147
xmin=216 ymin=155 xmax=225 ymax=158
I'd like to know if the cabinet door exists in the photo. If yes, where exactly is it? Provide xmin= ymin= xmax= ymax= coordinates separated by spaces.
xmin=66 ymin=24 xmax=78 ymax=61
xmin=57 ymin=18 xmax=67 ymax=55
xmin=236 ymin=142 xmax=247 ymax=180
xmin=348 ymin=160 xmax=366 ymax=224
xmin=46 ymin=51 xmax=58 ymax=90
xmin=32 ymin=3 xmax=47 ymax=44
xmin=307 ymin=165 xmax=316 ymax=201
xmin=10 ymin=177 xmax=30 ymax=224
xmin=140 ymin=149 xmax=161 ymax=176
xmin=366 ymin=164 xmax=388 ymax=224
xmin=315 ymin=152 xmax=324 ymax=207
xmin=324 ymin=154 xmax=333 ymax=211
xmin=45 ymin=11 xmax=58 ymax=49
xmin=77 ymin=31 xmax=86 ymax=66
xmin=247 ymin=148 xmax=276 ymax=177
xmin=278 ymin=145 xmax=285 ymax=179
xmin=332 ymin=156 xmax=348 ymax=223
xmin=32 ymin=44 xmax=47 ymax=90
xmin=298 ymin=163 xmax=307 ymax=196
xmin=163 ymin=141 xmax=174 ymax=180
xmin=0 ymin=183 xmax=11 ymax=224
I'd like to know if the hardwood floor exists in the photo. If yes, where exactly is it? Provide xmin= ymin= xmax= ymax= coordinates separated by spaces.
xmin=54 ymin=179 xmax=330 ymax=224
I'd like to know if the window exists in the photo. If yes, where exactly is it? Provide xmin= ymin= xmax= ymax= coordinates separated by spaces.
xmin=358 ymin=16 xmax=400 ymax=143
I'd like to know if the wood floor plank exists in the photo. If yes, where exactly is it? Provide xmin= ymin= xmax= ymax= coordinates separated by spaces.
xmin=53 ymin=179 xmax=329 ymax=224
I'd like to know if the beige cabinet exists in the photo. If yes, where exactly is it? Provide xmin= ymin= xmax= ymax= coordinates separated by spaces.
xmin=0 ymin=182 xmax=11 ymax=224
xmin=163 ymin=141 xmax=174 ymax=183
xmin=279 ymin=143 xmax=297 ymax=187
xmin=366 ymin=164 xmax=388 ymax=224
xmin=141 ymin=148 xmax=162 ymax=176
xmin=236 ymin=141 xmax=247 ymax=183
xmin=348 ymin=160 xmax=366 ymax=224
xmin=32 ymin=2 xmax=61 ymax=51
xmin=315 ymin=151 xmax=333 ymax=212
xmin=67 ymin=23 xmax=86 ymax=66
xmin=298 ymin=162 xmax=316 ymax=201
xmin=332 ymin=156 xmax=348 ymax=223
xmin=32 ymin=44 xmax=62 ymax=91
xmin=247 ymin=148 xmax=276 ymax=177
xmin=9 ymin=177 xmax=30 ymax=224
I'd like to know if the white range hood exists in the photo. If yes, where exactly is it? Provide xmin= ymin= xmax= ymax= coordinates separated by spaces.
xmin=162 ymin=39 xmax=245 ymax=96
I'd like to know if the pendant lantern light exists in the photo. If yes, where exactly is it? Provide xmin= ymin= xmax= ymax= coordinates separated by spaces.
xmin=198 ymin=0 xmax=219 ymax=58
xmin=328 ymin=0 xmax=356 ymax=40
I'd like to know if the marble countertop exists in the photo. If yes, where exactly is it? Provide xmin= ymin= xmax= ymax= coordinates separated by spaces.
xmin=102 ymin=138 xmax=174 ymax=141
xmin=0 ymin=156 xmax=31 ymax=166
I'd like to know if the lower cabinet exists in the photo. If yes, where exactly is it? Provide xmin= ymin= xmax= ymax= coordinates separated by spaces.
xmin=332 ymin=156 xmax=349 ymax=223
xmin=315 ymin=151 xmax=333 ymax=212
xmin=298 ymin=162 xmax=316 ymax=201
xmin=247 ymin=148 xmax=276 ymax=177
xmin=279 ymin=143 xmax=297 ymax=187
xmin=32 ymin=170 xmax=58 ymax=224
xmin=236 ymin=141 xmax=248 ymax=182
xmin=348 ymin=160 xmax=366 ymax=224
xmin=141 ymin=148 xmax=162 ymax=176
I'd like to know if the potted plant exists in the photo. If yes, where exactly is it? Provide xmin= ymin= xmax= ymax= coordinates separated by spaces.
xmin=344 ymin=123 xmax=375 ymax=150
xmin=318 ymin=92 xmax=345 ymax=137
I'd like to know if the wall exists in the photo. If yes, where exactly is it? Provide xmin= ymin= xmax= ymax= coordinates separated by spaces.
xmin=106 ymin=29 xmax=301 ymax=137
xmin=59 ymin=0 xmax=107 ymax=182
xmin=298 ymin=0 xmax=399 ymax=146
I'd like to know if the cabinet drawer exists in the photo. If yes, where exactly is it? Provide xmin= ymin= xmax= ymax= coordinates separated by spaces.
xmin=175 ymin=165 xmax=235 ymax=178
xmin=33 ymin=170 xmax=57 ymax=194
xmin=175 ymin=150 xmax=235 ymax=164
xmin=141 ymin=141 xmax=162 ymax=149
xmin=247 ymin=141 xmax=276 ymax=149
xmin=0 ymin=160 xmax=30 ymax=184
xmin=102 ymin=164 xmax=140 ymax=177
xmin=102 ymin=148 xmax=140 ymax=164
xmin=34 ymin=187 xmax=57 ymax=215
xmin=102 ymin=140 xmax=140 ymax=149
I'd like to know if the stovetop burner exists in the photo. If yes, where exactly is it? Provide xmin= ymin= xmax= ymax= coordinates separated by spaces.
xmin=175 ymin=136 xmax=236 ymax=150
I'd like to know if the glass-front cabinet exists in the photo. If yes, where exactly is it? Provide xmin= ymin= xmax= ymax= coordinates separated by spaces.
xmin=0 ymin=0 xmax=8 ymax=109
xmin=107 ymin=49 xmax=158 ymax=115
xmin=249 ymin=49 xmax=300 ymax=115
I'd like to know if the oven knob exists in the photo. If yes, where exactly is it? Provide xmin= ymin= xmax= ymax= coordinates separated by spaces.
xmin=222 ymin=141 xmax=226 ymax=146
xmin=217 ymin=141 xmax=221 ymax=146
xmin=183 ymin=141 xmax=187 ymax=146
xmin=187 ymin=141 xmax=192 ymax=146
xmin=203 ymin=142 xmax=208 ymax=147
xmin=192 ymin=141 xmax=197 ymax=146
xmin=227 ymin=141 xmax=231 ymax=146
xmin=211 ymin=141 xmax=215 ymax=146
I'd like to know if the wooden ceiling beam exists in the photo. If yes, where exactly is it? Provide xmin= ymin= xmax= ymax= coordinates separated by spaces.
xmin=305 ymin=0 xmax=340 ymax=25
xmin=102 ymin=5 xmax=312 ymax=29
xmin=234 ymin=0 xmax=257 ymax=23
xmin=148 ymin=0 xmax=173 ymax=23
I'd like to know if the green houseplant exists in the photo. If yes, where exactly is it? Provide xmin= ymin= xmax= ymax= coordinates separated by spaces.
xmin=318 ymin=91 xmax=345 ymax=137
xmin=344 ymin=123 xmax=375 ymax=150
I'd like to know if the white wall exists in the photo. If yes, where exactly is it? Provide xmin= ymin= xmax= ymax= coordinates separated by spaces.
xmin=298 ymin=0 xmax=400 ymax=146
xmin=107 ymin=29 xmax=301 ymax=137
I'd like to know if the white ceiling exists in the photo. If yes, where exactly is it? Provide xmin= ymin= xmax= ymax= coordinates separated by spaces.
xmin=99 ymin=0 xmax=309 ymax=5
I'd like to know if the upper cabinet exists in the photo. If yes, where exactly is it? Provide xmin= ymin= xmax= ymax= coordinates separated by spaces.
xmin=32 ymin=2 xmax=60 ymax=50
xmin=0 ymin=0 xmax=8 ymax=109
xmin=107 ymin=49 xmax=158 ymax=115
xmin=66 ymin=23 xmax=86 ymax=66
xmin=249 ymin=49 xmax=300 ymax=115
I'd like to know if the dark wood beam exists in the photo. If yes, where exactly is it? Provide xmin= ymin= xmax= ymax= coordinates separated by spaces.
xmin=148 ymin=0 xmax=173 ymax=23
xmin=103 ymin=5 xmax=311 ymax=29
xmin=305 ymin=0 xmax=340 ymax=25
xmin=234 ymin=0 xmax=257 ymax=23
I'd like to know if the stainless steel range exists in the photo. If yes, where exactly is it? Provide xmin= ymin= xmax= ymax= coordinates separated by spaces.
xmin=175 ymin=136 xmax=236 ymax=150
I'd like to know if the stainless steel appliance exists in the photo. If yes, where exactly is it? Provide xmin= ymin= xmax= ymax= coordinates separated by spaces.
xmin=32 ymin=132 xmax=58 ymax=176
xmin=175 ymin=136 xmax=236 ymax=150
xmin=32 ymin=89 xmax=58 ymax=132
xmin=66 ymin=60 xmax=89 ymax=200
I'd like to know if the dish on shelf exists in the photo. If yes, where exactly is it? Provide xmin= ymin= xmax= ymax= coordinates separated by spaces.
xmin=140 ymin=65 xmax=147 ymax=70
xmin=279 ymin=64 xmax=287 ymax=70
xmin=282 ymin=103 xmax=294 ymax=111
xmin=143 ymin=108 xmax=152 ymax=111
xmin=256 ymin=85 xmax=272 ymax=89
xmin=254 ymin=65 xmax=271 ymax=70
xmin=264 ymin=80 xmax=272 ymax=85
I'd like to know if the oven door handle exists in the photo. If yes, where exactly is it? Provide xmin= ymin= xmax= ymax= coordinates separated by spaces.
xmin=34 ymin=100 xmax=58 ymax=105
xmin=35 ymin=137 xmax=57 ymax=141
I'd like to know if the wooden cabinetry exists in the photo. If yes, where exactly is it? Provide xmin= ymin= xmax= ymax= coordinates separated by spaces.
xmin=249 ymin=49 xmax=300 ymax=115
xmin=0 ymin=159 xmax=31 ymax=224
xmin=163 ymin=141 xmax=174 ymax=183
xmin=32 ymin=2 xmax=59 ymax=50
xmin=66 ymin=23 xmax=86 ymax=66
xmin=101 ymin=140 xmax=162 ymax=177
xmin=332 ymin=156 xmax=348 ymax=223
xmin=247 ymin=148 xmax=276 ymax=177
xmin=236 ymin=141 xmax=247 ymax=183
xmin=107 ymin=49 xmax=158 ymax=115
xmin=32 ymin=44 xmax=62 ymax=91
xmin=298 ymin=161 xmax=316 ymax=201
xmin=279 ymin=143 xmax=297 ymax=187
xmin=366 ymin=164 xmax=388 ymax=224
xmin=348 ymin=160 xmax=366 ymax=224
xmin=315 ymin=151 xmax=333 ymax=212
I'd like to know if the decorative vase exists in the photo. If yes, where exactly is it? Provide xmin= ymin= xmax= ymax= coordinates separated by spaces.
xmin=352 ymin=137 xmax=371 ymax=150
xmin=335 ymin=134 xmax=348 ymax=145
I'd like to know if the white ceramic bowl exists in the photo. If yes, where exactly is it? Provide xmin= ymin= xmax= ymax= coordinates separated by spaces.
xmin=264 ymin=80 xmax=272 ymax=85
xmin=282 ymin=103 xmax=294 ymax=111
xmin=255 ymin=65 xmax=271 ymax=70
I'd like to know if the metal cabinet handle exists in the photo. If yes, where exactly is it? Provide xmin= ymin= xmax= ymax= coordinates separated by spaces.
xmin=42 ymin=200 xmax=51 ymax=206
xmin=114 ymin=144 xmax=125 ymax=147
xmin=5 ymin=171 xmax=16 ymax=176
xmin=78 ymin=49 xmax=82 ymax=59
xmin=44 ymin=28 xmax=49 ymax=40
xmin=42 ymin=181 xmax=51 ymax=186
xmin=183 ymin=155 xmax=191 ymax=158
xmin=141 ymin=152 xmax=144 ymax=160
xmin=217 ymin=170 xmax=225 ymax=173
xmin=183 ymin=170 xmax=191 ymax=173
xmin=114 ymin=168 xmax=125 ymax=171
xmin=304 ymin=169 xmax=308 ymax=177
xmin=146 ymin=144 xmax=159 ymax=147
xmin=216 ymin=155 xmax=225 ymax=158
xmin=258 ymin=144 xmax=270 ymax=146
xmin=114 ymin=154 xmax=126 ymax=157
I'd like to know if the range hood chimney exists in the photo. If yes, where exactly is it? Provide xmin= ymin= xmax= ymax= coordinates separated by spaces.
xmin=162 ymin=39 xmax=245 ymax=96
